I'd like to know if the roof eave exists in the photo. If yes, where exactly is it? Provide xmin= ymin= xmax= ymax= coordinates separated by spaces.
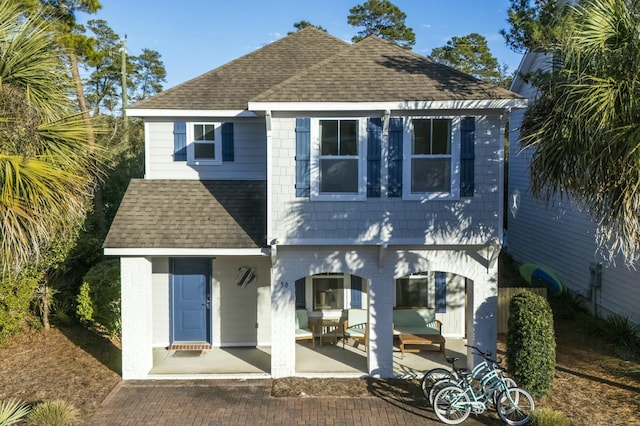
xmin=125 ymin=108 xmax=257 ymax=118
xmin=104 ymin=247 xmax=270 ymax=256
xmin=247 ymin=99 xmax=528 ymax=112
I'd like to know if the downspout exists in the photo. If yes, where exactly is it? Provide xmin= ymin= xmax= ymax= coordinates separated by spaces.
xmin=498 ymin=110 xmax=510 ymax=247
xmin=265 ymin=110 xmax=273 ymax=248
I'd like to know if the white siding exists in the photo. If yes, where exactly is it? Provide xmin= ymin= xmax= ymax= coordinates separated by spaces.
xmin=149 ymin=256 xmax=272 ymax=348
xmin=145 ymin=119 xmax=266 ymax=180
xmin=269 ymin=113 xmax=505 ymax=246
xmin=508 ymin=53 xmax=640 ymax=325
xmin=437 ymin=274 xmax=466 ymax=338
xmin=212 ymin=256 xmax=271 ymax=346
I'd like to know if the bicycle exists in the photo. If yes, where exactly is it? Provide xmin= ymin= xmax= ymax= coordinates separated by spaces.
xmin=421 ymin=345 xmax=514 ymax=403
xmin=432 ymin=360 xmax=534 ymax=425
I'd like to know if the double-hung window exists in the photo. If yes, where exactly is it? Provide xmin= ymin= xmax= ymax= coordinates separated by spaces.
xmin=403 ymin=117 xmax=460 ymax=200
xmin=311 ymin=118 xmax=366 ymax=200
xmin=188 ymin=122 xmax=222 ymax=165
xmin=395 ymin=274 xmax=430 ymax=308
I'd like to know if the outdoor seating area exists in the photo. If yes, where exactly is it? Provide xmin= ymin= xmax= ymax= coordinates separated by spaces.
xmin=296 ymin=307 xmax=447 ymax=356
xmin=392 ymin=307 xmax=446 ymax=356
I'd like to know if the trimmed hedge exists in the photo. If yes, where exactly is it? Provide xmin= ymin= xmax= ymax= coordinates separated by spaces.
xmin=507 ymin=291 xmax=556 ymax=396
xmin=76 ymin=259 xmax=121 ymax=338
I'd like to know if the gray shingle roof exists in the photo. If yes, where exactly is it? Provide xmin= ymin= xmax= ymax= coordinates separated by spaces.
xmin=128 ymin=27 xmax=349 ymax=111
xmin=129 ymin=27 xmax=521 ymax=112
xmin=104 ymin=180 xmax=267 ymax=249
xmin=251 ymin=36 xmax=520 ymax=103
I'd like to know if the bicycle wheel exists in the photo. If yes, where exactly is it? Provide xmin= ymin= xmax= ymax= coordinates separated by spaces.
xmin=429 ymin=377 xmax=458 ymax=406
xmin=490 ymin=376 xmax=518 ymax=406
xmin=433 ymin=385 xmax=471 ymax=425
xmin=496 ymin=387 xmax=535 ymax=426
xmin=420 ymin=368 xmax=455 ymax=400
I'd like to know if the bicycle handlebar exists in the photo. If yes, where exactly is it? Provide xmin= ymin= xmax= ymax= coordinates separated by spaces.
xmin=465 ymin=344 xmax=501 ymax=365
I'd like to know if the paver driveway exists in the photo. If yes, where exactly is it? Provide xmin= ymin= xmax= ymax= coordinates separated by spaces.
xmin=90 ymin=379 xmax=497 ymax=425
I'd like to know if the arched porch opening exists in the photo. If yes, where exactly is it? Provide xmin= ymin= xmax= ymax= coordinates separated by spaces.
xmin=293 ymin=271 xmax=369 ymax=376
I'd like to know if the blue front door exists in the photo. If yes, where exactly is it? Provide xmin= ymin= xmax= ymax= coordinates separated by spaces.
xmin=170 ymin=258 xmax=211 ymax=343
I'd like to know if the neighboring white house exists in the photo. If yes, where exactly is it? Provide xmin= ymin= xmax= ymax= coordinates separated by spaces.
xmin=507 ymin=51 xmax=640 ymax=326
xmin=104 ymin=27 xmax=526 ymax=379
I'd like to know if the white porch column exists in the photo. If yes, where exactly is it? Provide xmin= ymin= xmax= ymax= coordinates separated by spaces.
xmin=120 ymin=256 xmax=153 ymax=379
xmin=466 ymin=265 xmax=498 ymax=369
xmin=367 ymin=273 xmax=395 ymax=377
xmin=270 ymin=267 xmax=296 ymax=378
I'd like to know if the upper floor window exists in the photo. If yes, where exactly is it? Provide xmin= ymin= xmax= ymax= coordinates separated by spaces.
xmin=403 ymin=117 xmax=460 ymax=200
xmin=188 ymin=122 xmax=222 ymax=165
xmin=310 ymin=118 xmax=366 ymax=201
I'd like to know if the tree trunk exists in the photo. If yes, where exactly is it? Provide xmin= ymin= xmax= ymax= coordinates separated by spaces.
xmin=68 ymin=52 xmax=106 ymax=236
xmin=58 ymin=0 xmax=106 ymax=237
xmin=41 ymin=280 xmax=51 ymax=331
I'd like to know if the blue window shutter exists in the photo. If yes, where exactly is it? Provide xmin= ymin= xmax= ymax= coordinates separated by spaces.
xmin=367 ymin=118 xmax=382 ymax=197
xmin=295 ymin=117 xmax=311 ymax=197
xmin=295 ymin=278 xmax=306 ymax=309
xmin=435 ymin=272 xmax=447 ymax=313
xmin=388 ymin=117 xmax=403 ymax=197
xmin=173 ymin=121 xmax=187 ymax=161
xmin=222 ymin=122 xmax=234 ymax=162
xmin=351 ymin=276 xmax=363 ymax=308
xmin=460 ymin=117 xmax=475 ymax=197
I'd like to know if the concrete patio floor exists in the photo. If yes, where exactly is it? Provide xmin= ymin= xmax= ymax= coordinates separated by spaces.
xmin=148 ymin=338 xmax=468 ymax=379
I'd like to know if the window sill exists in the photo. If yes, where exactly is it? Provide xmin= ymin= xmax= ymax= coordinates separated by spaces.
xmin=402 ymin=192 xmax=459 ymax=201
xmin=187 ymin=160 xmax=222 ymax=166
xmin=310 ymin=194 xmax=366 ymax=202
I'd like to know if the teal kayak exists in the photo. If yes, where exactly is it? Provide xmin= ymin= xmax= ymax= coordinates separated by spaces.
xmin=519 ymin=263 xmax=564 ymax=295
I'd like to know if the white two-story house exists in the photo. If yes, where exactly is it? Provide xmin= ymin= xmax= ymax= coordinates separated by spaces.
xmin=104 ymin=27 xmax=526 ymax=379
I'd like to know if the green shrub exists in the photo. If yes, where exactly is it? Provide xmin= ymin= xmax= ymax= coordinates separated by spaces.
xmin=531 ymin=407 xmax=570 ymax=426
xmin=51 ymin=300 xmax=73 ymax=327
xmin=26 ymin=400 xmax=78 ymax=426
xmin=0 ymin=398 xmax=30 ymax=426
xmin=76 ymin=259 xmax=121 ymax=338
xmin=602 ymin=313 xmax=638 ymax=346
xmin=507 ymin=291 xmax=556 ymax=397
xmin=75 ymin=282 xmax=94 ymax=323
xmin=549 ymin=288 xmax=585 ymax=319
xmin=0 ymin=272 xmax=39 ymax=346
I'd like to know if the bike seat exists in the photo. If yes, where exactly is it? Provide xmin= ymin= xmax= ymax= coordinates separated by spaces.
xmin=445 ymin=356 xmax=459 ymax=364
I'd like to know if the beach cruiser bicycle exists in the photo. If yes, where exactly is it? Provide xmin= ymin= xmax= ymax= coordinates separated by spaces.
xmin=430 ymin=354 xmax=534 ymax=425
xmin=421 ymin=345 xmax=516 ymax=403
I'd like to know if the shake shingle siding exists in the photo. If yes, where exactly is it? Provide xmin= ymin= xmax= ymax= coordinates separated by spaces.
xmin=104 ymin=180 xmax=267 ymax=249
xmin=145 ymin=120 xmax=267 ymax=180
xmin=269 ymin=115 xmax=502 ymax=244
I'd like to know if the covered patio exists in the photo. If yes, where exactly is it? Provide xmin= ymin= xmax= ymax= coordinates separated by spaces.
xmin=147 ymin=338 xmax=467 ymax=379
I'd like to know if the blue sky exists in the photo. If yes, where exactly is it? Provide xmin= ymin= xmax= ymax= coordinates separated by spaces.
xmin=85 ymin=1 xmax=523 ymax=89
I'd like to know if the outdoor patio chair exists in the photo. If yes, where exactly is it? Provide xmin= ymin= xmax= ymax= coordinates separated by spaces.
xmin=295 ymin=309 xmax=314 ymax=347
xmin=342 ymin=308 xmax=367 ymax=350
